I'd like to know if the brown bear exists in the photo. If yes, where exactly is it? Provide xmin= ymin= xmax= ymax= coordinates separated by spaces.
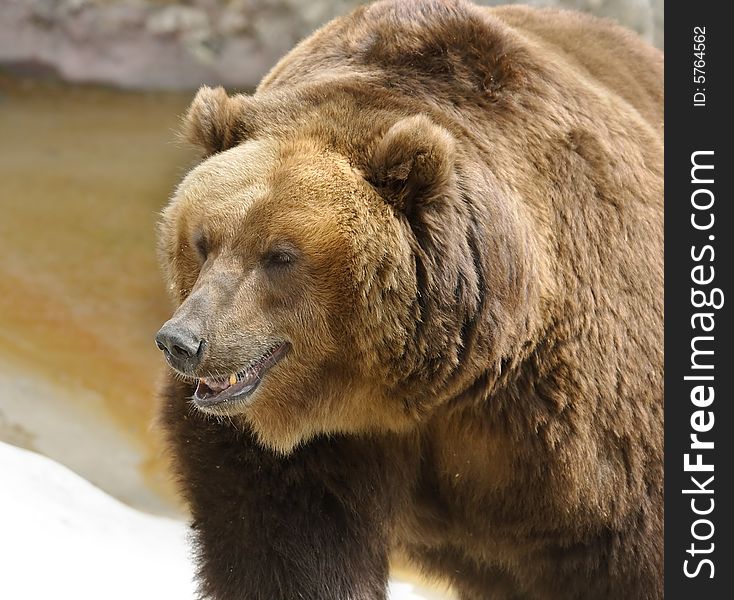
xmin=154 ymin=1 xmax=663 ymax=599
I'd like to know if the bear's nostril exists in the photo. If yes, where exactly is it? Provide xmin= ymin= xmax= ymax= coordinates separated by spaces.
xmin=172 ymin=344 xmax=192 ymax=359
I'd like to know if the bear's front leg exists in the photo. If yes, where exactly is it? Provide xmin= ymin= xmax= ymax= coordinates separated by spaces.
xmin=163 ymin=383 xmax=404 ymax=600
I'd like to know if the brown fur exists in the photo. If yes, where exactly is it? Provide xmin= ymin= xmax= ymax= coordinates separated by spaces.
xmin=156 ymin=1 xmax=663 ymax=598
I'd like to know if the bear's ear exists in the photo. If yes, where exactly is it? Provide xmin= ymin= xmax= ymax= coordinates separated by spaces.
xmin=182 ymin=86 xmax=254 ymax=155
xmin=367 ymin=115 xmax=456 ymax=212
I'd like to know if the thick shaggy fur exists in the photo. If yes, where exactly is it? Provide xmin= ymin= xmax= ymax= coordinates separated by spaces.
xmin=157 ymin=1 xmax=663 ymax=599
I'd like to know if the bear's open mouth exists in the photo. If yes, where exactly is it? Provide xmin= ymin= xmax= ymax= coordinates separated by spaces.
xmin=192 ymin=342 xmax=290 ymax=409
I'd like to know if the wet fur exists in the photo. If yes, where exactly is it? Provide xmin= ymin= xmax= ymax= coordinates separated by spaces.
xmin=158 ymin=1 xmax=663 ymax=598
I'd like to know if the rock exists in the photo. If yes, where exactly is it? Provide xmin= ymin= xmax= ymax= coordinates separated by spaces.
xmin=146 ymin=6 xmax=211 ymax=38
xmin=0 ymin=0 xmax=664 ymax=95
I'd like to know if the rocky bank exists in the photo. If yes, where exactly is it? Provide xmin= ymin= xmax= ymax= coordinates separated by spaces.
xmin=1 ymin=0 xmax=663 ymax=90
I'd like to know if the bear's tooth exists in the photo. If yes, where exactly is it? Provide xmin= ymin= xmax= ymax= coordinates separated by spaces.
xmin=229 ymin=373 xmax=237 ymax=386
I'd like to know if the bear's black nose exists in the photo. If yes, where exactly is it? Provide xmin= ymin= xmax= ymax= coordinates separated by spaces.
xmin=155 ymin=323 xmax=204 ymax=372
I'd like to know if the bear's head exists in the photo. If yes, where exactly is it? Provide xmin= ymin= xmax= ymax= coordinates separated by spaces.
xmin=156 ymin=86 xmax=529 ymax=453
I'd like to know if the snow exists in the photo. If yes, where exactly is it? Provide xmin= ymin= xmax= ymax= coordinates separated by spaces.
xmin=0 ymin=441 xmax=196 ymax=599
xmin=0 ymin=442 xmax=442 ymax=599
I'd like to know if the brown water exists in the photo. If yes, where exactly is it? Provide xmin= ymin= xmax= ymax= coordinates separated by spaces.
xmin=0 ymin=74 xmax=196 ymax=513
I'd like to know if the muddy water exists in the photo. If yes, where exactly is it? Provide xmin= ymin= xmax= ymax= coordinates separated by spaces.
xmin=0 ymin=75 xmax=196 ymax=514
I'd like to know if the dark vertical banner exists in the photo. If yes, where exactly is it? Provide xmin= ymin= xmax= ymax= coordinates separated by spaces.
xmin=665 ymin=3 xmax=733 ymax=599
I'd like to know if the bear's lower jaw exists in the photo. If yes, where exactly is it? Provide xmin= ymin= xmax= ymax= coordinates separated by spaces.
xmin=192 ymin=342 xmax=290 ymax=411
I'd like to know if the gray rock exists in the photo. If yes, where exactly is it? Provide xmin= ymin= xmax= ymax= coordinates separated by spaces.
xmin=0 ymin=0 xmax=663 ymax=90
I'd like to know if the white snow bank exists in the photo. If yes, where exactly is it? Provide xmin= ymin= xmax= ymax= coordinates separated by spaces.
xmin=0 ymin=442 xmax=445 ymax=599
xmin=0 ymin=441 xmax=196 ymax=599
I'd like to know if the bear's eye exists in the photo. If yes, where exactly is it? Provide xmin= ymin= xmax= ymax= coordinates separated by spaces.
xmin=263 ymin=246 xmax=298 ymax=268
xmin=194 ymin=231 xmax=209 ymax=261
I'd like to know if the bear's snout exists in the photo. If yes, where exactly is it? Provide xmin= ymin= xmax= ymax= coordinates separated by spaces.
xmin=155 ymin=321 xmax=205 ymax=374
